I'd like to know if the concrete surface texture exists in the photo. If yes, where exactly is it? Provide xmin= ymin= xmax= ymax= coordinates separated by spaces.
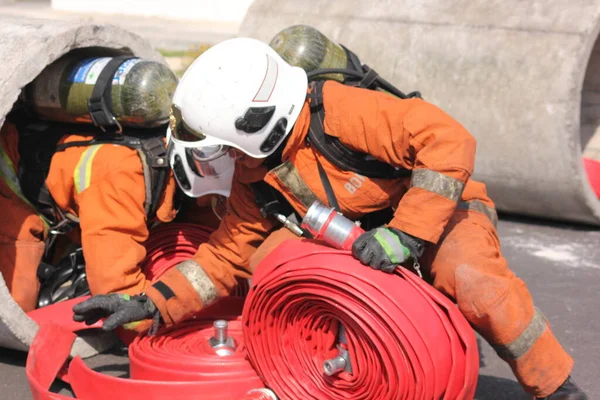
xmin=0 ymin=217 xmax=598 ymax=399
xmin=0 ymin=1 xmax=237 ymax=51
xmin=240 ymin=0 xmax=600 ymax=225
xmin=51 ymin=0 xmax=255 ymax=25
xmin=0 ymin=16 xmax=163 ymax=356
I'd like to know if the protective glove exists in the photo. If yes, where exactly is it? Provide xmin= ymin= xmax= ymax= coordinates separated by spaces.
xmin=352 ymin=227 xmax=425 ymax=273
xmin=72 ymin=293 xmax=158 ymax=331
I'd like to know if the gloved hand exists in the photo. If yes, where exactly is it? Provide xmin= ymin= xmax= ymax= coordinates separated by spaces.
xmin=352 ymin=227 xmax=425 ymax=273
xmin=72 ymin=293 xmax=158 ymax=331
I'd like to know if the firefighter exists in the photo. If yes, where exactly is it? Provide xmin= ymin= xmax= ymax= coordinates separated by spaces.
xmin=0 ymin=116 xmax=230 ymax=324
xmin=72 ymin=38 xmax=587 ymax=399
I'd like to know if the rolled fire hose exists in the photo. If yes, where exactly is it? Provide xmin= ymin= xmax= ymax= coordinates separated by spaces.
xmin=142 ymin=222 xmax=249 ymax=296
xmin=141 ymin=222 xmax=215 ymax=281
xmin=242 ymin=202 xmax=479 ymax=399
xmin=26 ymin=224 xmax=266 ymax=400
xmin=27 ymin=298 xmax=271 ymax=400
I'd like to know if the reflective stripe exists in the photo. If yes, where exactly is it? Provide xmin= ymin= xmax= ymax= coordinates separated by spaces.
xmin=457 ymin=200 xmax=498 ymax=227
xmin=410 ymin=169 xmax=464 ymax=202
xmin=0 ymin=141 xmax=26 ymax=201
xmin=271 ymin=160 xmax=318 ymax=209
xmin=0 ymin=141 xmax=49 ymax=229
xmin=492 ymin=308 xmax=547 ymax=360
xmin=122 ymin=321 xmax=142 ymax=330
xmin=74 ymin=145 xmax=103 ymax=194
xmin=176 ymin=260 xmax=219 ymax=307
xmin=374 ymin=228 xmax=409 ymax=264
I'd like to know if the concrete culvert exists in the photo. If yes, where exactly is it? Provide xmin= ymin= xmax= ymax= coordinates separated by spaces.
xmin=0 ymin=16 xmax=166 ymax=356
xmin=582 ymin=35 xmax=600 ymax=199
xmin=240 ymin=0 xmax=600 ymax=225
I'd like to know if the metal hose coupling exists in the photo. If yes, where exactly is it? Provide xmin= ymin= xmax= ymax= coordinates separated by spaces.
xmin=209 ymin=319 xmax=236 ymax=356
xmin=301 ymin=200 xmax=365 ymax=251
xmin=323 ymin=325 xmax=353 ymax=376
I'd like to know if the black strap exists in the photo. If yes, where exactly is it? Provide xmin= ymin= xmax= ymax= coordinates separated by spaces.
xmin=250 ymin=181 xmax=296 ymax=219
xmin=54 ymin=128 xmax=169 ymax=220
xmin=359 ymin=67 xmax=379 ymax=89
xmin=87 ymin=56 xmax=135 ymax=132
xmin=307 ymin=81 xmax=411 ymax=180
xmin=152 ymin=281 xmax=175 ymax=301
xmin=141 ymin=136 xmax=170 ymax=218
xmin=315 ymin=157 xmax=340 ymax=212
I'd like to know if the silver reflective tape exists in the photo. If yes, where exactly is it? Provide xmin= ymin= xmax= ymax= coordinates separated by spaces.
xmin=493 ymin=308 xmax=547 ymax=360
xmin=272 ymin=160 xmax=318 ymax=208
xmin=253 ymin=54 xmax=278 ymax=102
xmin=457 ymin=200 xmax=498 ymax=227
xmin=410 ymin=169 xmax=464 ymax=202
xmin=176 ymin=260 xmax=219 ymax=307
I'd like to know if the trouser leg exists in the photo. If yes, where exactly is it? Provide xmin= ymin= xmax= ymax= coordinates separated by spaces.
xmin=423 ymin=210 xmax=573 ymax=398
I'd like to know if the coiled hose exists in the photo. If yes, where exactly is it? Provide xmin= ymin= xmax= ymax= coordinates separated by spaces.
xmin=243 ymin=240 xmax=479 ymax=400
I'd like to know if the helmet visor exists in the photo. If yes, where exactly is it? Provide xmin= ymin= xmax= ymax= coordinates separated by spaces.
xmin=186 ymin=145 xmax=235 ymax=178
xmin=169 ymin=104 xmax=206 ymax=144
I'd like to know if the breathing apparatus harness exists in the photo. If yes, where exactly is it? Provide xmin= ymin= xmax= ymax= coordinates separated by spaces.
xmin=8 ymin=62 xmax=171 ymax=308
xmin=253 ymin=45 xmax=422 ymax=232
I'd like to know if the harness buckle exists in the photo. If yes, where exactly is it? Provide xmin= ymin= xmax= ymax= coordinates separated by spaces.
xmin=88 ymin=97 xmax=123 ymax=134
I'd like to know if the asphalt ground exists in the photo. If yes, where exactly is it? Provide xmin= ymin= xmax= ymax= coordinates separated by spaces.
xmin=1 ymin=215 xmax=599 ymax=399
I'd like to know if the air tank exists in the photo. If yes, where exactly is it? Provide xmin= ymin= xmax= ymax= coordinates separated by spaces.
xmin=23 ymin=55 xmax=178 ymax=128
xmin=269 ymin=25 xmax=349 ymax=82
xmin=269 ymin=25 xmax=404 ymax=99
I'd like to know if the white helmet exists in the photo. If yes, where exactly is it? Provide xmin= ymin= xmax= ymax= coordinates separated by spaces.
xmin=168 ymin=37 xmax=308 ymax=158
xmin=167 ymin=127 xmax=234 ymax=198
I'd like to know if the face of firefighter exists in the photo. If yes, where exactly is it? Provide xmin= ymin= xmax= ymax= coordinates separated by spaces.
xmin=234 ymin=149 xmax=264 ymax=169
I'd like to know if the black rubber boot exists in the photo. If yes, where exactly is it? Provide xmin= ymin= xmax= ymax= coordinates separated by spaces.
xmin=537 ymin=376 xmax=588 ymax=400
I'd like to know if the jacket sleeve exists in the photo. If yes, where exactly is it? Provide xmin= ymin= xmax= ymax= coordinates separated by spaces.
xmin=76 ymin=154 xmax=151 ymax=297
xmin=146 ymin=167 xmax=276 ymax=326
xmin=324 ymin=83 xmax=476 ymax=243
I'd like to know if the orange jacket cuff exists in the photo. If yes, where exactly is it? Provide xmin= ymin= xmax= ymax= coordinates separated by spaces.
xmin=145 ymin=267 xmax=204 ymax=327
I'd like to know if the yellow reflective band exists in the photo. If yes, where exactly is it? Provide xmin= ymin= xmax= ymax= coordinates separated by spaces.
xmin=0 ymin=141 xmax=50 ymax=230
xmin=122 ymin=320 xmax=142 ymax=330
xmin=74 ymin=145 xmax=103 ymax=194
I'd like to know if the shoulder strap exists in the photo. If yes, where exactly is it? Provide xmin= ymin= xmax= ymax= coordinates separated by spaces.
xmin=15 ymin=121 xmax=66 ymax=212
xmin=87 ymin=56 xmax=136 ymax=133
xmin=54 ymin=128 xmax=169 ymax=220
xmin=306 ymin=81 xmax=411 ymax=180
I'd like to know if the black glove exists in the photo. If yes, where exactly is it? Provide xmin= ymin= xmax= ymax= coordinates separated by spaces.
xmin=352 ymin=227 xmax=425 ymax=273
xmin=72 ymin=293 xmax=158 ymax=331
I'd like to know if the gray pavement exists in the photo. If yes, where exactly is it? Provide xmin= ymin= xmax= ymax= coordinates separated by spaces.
xmin=1 ymin=216 xmax=599 ymax=399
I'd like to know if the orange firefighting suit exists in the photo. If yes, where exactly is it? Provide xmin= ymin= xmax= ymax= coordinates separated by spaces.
xmin=0 ymin=121 xmax=178 ymax=313
xmin=145 ymin=81 xmax=573 ymax=397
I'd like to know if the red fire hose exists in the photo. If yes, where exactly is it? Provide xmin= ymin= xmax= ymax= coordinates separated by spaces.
xmin=243 ymin=240 xmax=479 ymax=400
xmin=26 ymin=222 xmax=479 ymax=399
xmin=141 ymin=223 xmax=215 ymax=281
xmin=28 ymin=298 xmax=267 ymax=400
xmin=26 ymin=224 xmax=262 ymax=399
xmin=142 ymin=223 xmax=249 ymax=296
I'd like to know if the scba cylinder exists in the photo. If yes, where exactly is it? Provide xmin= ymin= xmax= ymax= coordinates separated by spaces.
xmin=269 ymin=25 xmax=417 ymax=100
xmin=23 ymin=54 xmax=178 ymax=128
xmin=269 ymin=25 xmax=348 ymax=82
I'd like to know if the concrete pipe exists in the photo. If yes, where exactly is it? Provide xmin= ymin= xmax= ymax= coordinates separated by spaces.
xmin=0 ymin=16 xmax=164 ymax=356
xmin=240 ymin=0 xmax=600 ymax=225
